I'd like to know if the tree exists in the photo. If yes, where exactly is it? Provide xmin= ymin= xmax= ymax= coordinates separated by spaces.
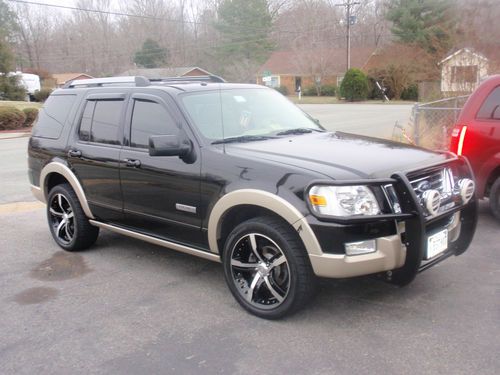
xmin=386 ymin=0 xmax=455 ymax=54
xmin=0 ymin=1 xmax=26 ymax=100
xmin=215 ymin=0 xmax=274 ymax=81
xmin=340 ymin=68 xmax=369 ymax=101
xmin=134 ymin=38 xmax=168 ymax=68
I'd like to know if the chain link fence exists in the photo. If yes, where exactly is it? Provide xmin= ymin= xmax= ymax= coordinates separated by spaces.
xmin=394 ymin=95 xmax=470 ymax=151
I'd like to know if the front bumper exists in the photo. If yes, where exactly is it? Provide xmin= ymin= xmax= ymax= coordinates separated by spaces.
xmin=304 ymin=157 xmax=478 ymax=282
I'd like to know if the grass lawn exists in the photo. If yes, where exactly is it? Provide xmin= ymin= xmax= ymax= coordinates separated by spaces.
xmin=0 ymin=100 xmax=43 ymax=110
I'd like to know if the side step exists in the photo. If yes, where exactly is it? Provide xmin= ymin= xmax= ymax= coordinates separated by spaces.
xmin=89 ymin=220 xmax=221 ymax=263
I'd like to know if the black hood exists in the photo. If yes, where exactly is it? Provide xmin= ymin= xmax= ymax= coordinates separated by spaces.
xmin=225 ymin=132 xmax=452 ymax=180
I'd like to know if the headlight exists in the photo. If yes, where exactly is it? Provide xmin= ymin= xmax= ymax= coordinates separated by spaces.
xmin=308 ymin=185 xmax=381 ymax=216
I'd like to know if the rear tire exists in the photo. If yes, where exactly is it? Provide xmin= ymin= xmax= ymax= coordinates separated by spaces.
xmin=47 ymin=183 xmax=99 ymax=251
xmin=222 ymin=216 xmax=316 ymax=319
xmin=489 ymin=177 xmax=500 ymax=221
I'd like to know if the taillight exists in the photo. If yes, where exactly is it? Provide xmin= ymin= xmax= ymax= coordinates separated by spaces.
xmin=450 ymin=125 xmax=467 ymax=155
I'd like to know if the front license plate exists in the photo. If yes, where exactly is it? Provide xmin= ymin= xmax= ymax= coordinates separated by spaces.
xmin=426 ymin=229 xmax=448 ymax=259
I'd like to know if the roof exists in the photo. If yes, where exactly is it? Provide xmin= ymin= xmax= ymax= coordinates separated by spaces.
xmin=439 ymin=48 xmax=489 ymax=65
xmin=257 ymin=48 xmax=374 ymax=76
xmin=52 ymin=73 xmax=93 ymax=85
xmin=119 ymin=67 xmax=213 ymax=78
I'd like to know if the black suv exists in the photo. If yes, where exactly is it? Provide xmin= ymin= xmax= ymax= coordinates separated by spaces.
xmin=28 ymin=76 xmax=478 ymax=319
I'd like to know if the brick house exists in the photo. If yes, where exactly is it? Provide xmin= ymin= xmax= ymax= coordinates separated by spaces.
xmin=256 ymin=48 xmax=374 ymax=94
xmin=52 ymin=73 xmax=94 ymax=88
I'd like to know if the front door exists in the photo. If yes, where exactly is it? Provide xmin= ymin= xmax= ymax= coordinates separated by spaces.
xmin=119 ymin=92 xmax=205 ymax=247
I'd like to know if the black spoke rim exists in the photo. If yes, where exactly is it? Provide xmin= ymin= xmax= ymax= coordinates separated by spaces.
xmin=49 ymin=193 xmax=75 ymax=245
xmin=230 ymin=233 xmax=290 ymax=309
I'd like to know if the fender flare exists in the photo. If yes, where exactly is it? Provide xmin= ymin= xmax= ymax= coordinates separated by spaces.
xmin=207 ymin=189 xmax=322 ymax=256
xmin=39 ymin=161 xmax=95 ymax=219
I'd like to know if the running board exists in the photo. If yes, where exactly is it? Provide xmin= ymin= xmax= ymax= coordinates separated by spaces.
xmin=89 ymin=220 xmax=221 ymax=263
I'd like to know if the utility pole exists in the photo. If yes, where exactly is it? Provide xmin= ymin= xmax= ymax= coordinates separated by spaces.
xmin=336 ymin=0 xmax=360 ymax=71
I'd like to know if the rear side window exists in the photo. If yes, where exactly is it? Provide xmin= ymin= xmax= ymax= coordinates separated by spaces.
xmin=130 ymin=100 xmax=177 ymax=148
xmin=78 ymin=99 xmax=123 ymax=145
xmin=31 ymin=95 xmax=77 ymax=139
xmin=477 ymin=86 xmax=500 ymax=120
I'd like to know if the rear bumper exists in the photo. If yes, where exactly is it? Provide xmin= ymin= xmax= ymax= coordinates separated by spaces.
xmin=30 ymin=184 xmax=45 ymax=203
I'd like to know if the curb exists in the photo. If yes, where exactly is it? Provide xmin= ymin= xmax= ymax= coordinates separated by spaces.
xmin=0 ymin=132 xmax=31 ymax=140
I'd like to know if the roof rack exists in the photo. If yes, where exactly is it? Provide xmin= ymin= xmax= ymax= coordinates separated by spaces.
xmin=62 ymin=74 xmax=225 ymax=89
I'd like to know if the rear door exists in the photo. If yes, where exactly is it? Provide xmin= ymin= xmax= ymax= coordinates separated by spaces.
xmin=473 ymin=85 xmax=500 ymax=193
xmin=68 ymin=91 xmax=128 ymax=222
xmin=118 ymin=91 xmax=205 ymax=247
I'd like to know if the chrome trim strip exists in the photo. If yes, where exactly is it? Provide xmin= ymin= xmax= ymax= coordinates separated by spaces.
xmin=175 ymin=203 xmax=197 ymax=214
xmin=39 ymin=162 xmax=95 ymax=219
xmin=89 ymin=220 xmax=221 ymax=263
xmin=207 ymin=189 xmax=322 ymax=255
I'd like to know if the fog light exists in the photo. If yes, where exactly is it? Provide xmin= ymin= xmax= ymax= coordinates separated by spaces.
xmin=345 ymin=240 xmax=376 ymax=256
xmin=458 ymin=178 xmax=475 ymax=204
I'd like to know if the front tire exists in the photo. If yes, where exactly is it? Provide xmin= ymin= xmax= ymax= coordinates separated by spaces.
xmin=222 ymin=216 xmax=315 ymax=319
xmin=47 ymin=183 xmax=99 ymax=251
xmin=489 ymin=177 xmax=500 ymax=221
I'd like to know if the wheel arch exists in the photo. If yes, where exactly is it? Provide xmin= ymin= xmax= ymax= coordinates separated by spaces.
xmin=207 ymin=189 xmax=322 ymax=256
xmin=40 ymin=162 xmax=95 ymax=219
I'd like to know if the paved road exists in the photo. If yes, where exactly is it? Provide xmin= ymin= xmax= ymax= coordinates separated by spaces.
xmin=0 ymin=202 xmax=498 ymax=374
xmin=299 ymin=103 xmax=413 ymax=139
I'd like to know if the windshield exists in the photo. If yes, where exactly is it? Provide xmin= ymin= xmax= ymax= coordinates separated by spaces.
xmin=181 ymin=88 xmax=323 ymax=141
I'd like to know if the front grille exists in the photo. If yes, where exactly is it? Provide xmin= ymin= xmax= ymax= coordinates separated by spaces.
xmin=409 ymin=167 xmax=457 ymax=217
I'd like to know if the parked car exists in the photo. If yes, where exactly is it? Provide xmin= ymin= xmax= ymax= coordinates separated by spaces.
xmin=450 ymin=75 xmax=500 ymax=221
xmin=10 ymin=71 xmax=41 ymax=101
xmin=28 ymin=76 xmax=478 ymax=319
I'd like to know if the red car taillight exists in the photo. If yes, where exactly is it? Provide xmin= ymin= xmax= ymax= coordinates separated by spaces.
xmin=450 ymin=125 xmax=467 ymax=155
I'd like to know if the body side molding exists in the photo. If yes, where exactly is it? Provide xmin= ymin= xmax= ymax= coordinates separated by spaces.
xmin=207 ymin=189 xmax=323 ymax=256
xmin=38 ymin=161 xmax=95 ymax=219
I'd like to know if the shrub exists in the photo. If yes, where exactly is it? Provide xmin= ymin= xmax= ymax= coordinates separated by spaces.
xmin=22 ymin=107 xmax=39 ymax=127
xmin=0 ymin=106 xmax=27 ymax=130
xmin=275 ymin=86 xmax=289 ymax=96
xmin=0 ymin=75 xmax=27 ymax=101
xmin=320 ymin=84 xmax=336 ymax=96
xmin=340 ymin=68 xmax=369 ymax=101
xmin=34 ymin=88 xmax=52 ymax=102
xmin=401 ymin=83 xmax=418 ymax=101
xmin=303 ymin=86 xmax=317 ymax=96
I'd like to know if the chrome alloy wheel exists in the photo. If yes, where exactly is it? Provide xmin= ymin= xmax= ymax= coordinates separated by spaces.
xmin=49 ymin=193 xmax=75 ymax=245
xmin=230 ymin=233 xmax=291 ymax=309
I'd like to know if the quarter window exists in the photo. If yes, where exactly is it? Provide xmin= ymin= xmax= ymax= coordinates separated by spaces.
xmin=477 ymin=86 xmax=500 ymax=120
xmin=130 ymin=100 xmax=177 ymax=148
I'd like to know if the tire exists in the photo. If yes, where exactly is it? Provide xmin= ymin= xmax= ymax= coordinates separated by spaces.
xmin=46 ymin=183 xmax=99 ymax=251
xmin=222 ymin=216 xmax=316 ymax=319
xmin=489 ymin=177 xmax=500 ymax=221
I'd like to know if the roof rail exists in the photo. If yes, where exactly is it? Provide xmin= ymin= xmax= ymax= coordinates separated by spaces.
xmin=62 ymin=74 xmax=226 ymax=89
xmin=63 ymin=76 xmax=150 ymax=89
xmin=150 ymin=75 xmax=226 ymax=83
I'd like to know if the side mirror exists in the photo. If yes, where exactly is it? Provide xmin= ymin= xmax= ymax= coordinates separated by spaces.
xmin=149 ymin=134 xmax=191 ymax=157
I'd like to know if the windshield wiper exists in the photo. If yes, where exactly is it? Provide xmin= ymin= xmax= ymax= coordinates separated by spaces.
xmin=276 ymin=128 xmax=324 ymax=136
xmin=211 ymin=135 xmax=276 ymax=145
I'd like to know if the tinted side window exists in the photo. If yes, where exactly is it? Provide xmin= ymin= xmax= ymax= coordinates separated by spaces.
xmin=78 ymin=101 xmax=95 ymax=141
xmin=130 ymin=100 xmax=177 ymax=148
xmin=31 ymin=94 xmax=77 ymax=139
xmin=477 ymin=86 xmax=500 ymax=120
xmin=90 ymin=100 xmax=123 ymax=145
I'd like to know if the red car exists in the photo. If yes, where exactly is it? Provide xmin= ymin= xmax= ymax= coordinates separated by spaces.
xmin=450 ymin=75 xmax=500 ymax=220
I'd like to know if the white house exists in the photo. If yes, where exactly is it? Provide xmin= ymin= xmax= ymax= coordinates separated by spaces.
xmin=439 ymin=48 xmax=489 ymax=96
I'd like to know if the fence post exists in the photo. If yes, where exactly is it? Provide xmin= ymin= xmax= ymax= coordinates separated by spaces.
xmin=413 ymin=104 xmax=420 ymax=146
